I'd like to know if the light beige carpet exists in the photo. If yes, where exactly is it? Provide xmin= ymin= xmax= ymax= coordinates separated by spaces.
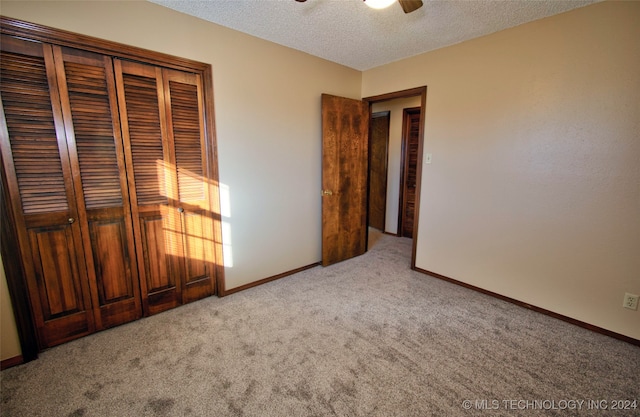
xmin=1 ymin=234 xmax=638 ymax=416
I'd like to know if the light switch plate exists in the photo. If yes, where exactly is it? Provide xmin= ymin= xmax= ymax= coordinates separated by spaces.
xmin=425 ymin=153 xmax=432 ymax=164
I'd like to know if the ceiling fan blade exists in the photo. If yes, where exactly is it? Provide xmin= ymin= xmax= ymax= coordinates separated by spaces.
xmin=398 ymin=0 xmax=423 ymax=13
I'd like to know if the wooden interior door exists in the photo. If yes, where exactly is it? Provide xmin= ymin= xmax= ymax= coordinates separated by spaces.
xmin=400 ymin=107 xmax=421 ymax=238
xmin=368 ymin=111 xmax=390 ymax=232
xmin=163 ymin=69 xmax=215 ymax=303
xmin=54 ymin=46 xmax=142 ymax=329
xmin=0 ymin=36 xmax=95 ymax=347
xmin=321 ymin=94 xmax=369 ymax=266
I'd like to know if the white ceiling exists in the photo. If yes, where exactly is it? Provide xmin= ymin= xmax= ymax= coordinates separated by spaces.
xmin=148 ymin=0 xmax=601 ymax=71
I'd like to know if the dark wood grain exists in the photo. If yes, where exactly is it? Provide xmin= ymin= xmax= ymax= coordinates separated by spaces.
xmin=54 ymin=45 xmax=142 ymax=330
xmin=116 ymin=61 xmax=215 ymax=313
xmin=0 ymin=37 xmax=96 ymax=348
xmin=368 ymin=112 xmax=389 ymax=232
xmin=321 ymin=94 xmax=369 ymax=266
xmin=139 ymin=213 xmax=180 ymax=315
xmin=0 ymin=17 xmax=209 ymax=74
xmin=400 ymin=107 xmax=420 ymax=238
xmin=115 ymin=59 xmax=180 ymax=315
xmin=164 ymin=69 xmax=215 ymax=303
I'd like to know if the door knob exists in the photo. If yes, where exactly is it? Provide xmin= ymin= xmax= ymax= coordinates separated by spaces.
xmin=177 ymin=207 xmax=185 ymax=213
xmin=321 ymin=190 xmax=333 ymax=196
xmin=68 ymin=218 xmax=75 ymax=224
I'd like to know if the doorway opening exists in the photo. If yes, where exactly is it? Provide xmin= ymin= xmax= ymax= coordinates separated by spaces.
xmin=363 ymin=87 xmax=427 ymax=268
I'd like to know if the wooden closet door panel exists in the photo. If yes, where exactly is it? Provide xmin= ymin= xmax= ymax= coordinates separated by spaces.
xmin=163 ymin=69 xmax=215 ymax=302
xmin=55 ymin=46 xmax=142 ymax=328
xmin=0 ymin=36 xmax=94 ymax=347
xmin=139 ymin=213 xmax=181 ymax=309
xmin=114 ymin=59 xmax=181 ymax=315
xmin=28 ymin=224 xmax=91 ymax=345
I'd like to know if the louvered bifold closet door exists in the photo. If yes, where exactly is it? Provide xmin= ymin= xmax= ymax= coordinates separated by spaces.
xmin=163 ymin=69 xmax=215 ymax=303
xmin=114 ymin=60 xmax=182 ymax=315
xmin=53 ymin=46 xmax=142 ymax=329
xmin=0 ymin=36 xmax=95 ymax=347
xmin=114 ymin=60 xmax=215 ymax=314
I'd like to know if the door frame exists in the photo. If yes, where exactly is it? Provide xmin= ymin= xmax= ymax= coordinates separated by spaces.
xmin=363 ymin=86 xmax=427 ymax=268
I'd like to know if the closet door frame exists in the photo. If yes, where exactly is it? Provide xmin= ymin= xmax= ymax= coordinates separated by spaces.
xmin=0 ymin=16 xmax=225 ymax=363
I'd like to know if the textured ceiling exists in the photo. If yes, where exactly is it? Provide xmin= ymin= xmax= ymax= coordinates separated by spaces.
xmin=148 ymin=0 xmax=601 ymax=71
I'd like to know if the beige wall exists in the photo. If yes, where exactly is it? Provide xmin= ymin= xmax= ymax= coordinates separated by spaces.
xmin=372 ymin=97 xmax=421 ymax=234
xmin=0 ymin=0 xmax=361 ymax=360
xmin=364 ymin=1 xmax=640 ymax=339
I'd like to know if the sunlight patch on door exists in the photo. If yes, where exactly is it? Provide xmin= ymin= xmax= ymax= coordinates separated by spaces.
xmin=152 ymin=159 xmax=227 ymax=267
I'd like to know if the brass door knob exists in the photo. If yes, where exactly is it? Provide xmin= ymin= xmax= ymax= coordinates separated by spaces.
xmin=321 ymin=190 xmax=333 ymax=196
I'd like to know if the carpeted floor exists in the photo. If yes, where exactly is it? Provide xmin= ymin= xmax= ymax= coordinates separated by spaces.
xmin=1 ymin=233 xmax=639 ymax=417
